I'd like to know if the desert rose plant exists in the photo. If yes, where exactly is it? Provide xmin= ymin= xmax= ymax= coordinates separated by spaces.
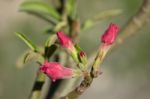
xmin=16 ymin=0 xmax=150 ymax=99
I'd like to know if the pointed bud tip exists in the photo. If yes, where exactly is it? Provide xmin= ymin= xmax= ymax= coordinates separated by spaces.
xmin=101 ymin=23 xmax=120 ymax=45
xmin=56 ymin=31 xmax=73 ymax=48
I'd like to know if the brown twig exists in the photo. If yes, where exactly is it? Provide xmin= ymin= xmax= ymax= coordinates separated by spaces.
xmin=115 ymin=0 xmax=150 ymax=48
xmin=61 ymin=72 xmax=92 ymax=99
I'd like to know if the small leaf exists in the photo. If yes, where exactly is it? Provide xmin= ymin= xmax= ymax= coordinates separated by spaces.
xmin=54 ymin=21 xmax=67 ymax=32
xmin=42 ymin=27 xmax=55 ymax=34
xmin=24 ymin=51 xmax=38 ymax=64
xmin=82 ymin=9 xmax=123 ymax=31
xmin=45 ymin=44 xmax=58 ymax=59
xmin=82 ymin=20 xmax=94 ymax=32
xmin=75 ymin=44 xmax=82 ymax=53
xmin=45 ymin=34 xmax=57 ymax=47
xmin=19 ymin=1 xmax=61 ymax=24
xmin=15 ymin=32 xmax=37 ymax=51
xmin=23 ymin=51 xmax=32 ymax=63
xmin=66 ymin=0 xmax=77 ymax=19
xmin=43 ymin=21 xmax=67 ymax=34
xmin=44 ymin=34 xmax=58 ymax=59
xmin=16 ymin=50 xmax=44 ymax=68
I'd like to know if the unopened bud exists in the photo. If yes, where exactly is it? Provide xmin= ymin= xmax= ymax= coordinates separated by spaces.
xmin=57 ymin=32 xmax=79 ymax=62
xmin=101 ymin=23 xmax=119 ymax=45
xmin=92 ymin=23 xmax=120 ymax=77
xmin=40 ymin=61 xmax=74 ymax=82
xmin=79 ymin=51 xmax=87 ymax=66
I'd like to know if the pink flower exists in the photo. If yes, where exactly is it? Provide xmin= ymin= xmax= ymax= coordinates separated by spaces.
xmin=57 ymin=32 xmax=74 ymax=49
xmin=57 ymin=32 xmax=79 ymax=62
xmin=101 ymin=23 xmax=119 ymax=45
xmin=40 ymin=61 xmax=73 ymax=82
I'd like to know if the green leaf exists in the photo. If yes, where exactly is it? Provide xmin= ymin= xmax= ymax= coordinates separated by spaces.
xmin=45 ymin=44 xmax=58 ymax=59
xmin=66 ymin=0 xmax=77 ymax=19
xmin=16 ymin=50 xmax=44 ymax=68
xmin=19 ymin=1 xmax=61 ymax=24
xmin=82 ymin=9 xmax=123 ymax=31
xmin=43 ymin=21 xmax=67 ymax=34
xmin=82 ymin=20 xmax=94 ymax=31
xmin=42 ymin=27 xmax=55 ymax=34
xmin=44 ymin=34 xmax=58 ymax=59
xmin=54 ymin=21 xmax=67 ymax=32
xmin=15 ymin=32 xmax=37 ymax=51
xmin=45 ymin=34 xmax=57 ymax=47
xmin=75 ymin=44 xmax=82 ymax=53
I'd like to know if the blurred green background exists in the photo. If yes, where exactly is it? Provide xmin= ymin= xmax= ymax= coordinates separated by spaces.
xmin=0 ymin=0 xmax=150 ymax=99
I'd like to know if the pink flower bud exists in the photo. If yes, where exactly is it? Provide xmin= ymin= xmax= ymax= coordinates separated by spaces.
xmin=101 ymin=23 xmax=119 ymax=45
xmin=79 ymin=51 xmax=87 ymax=66
xmin=80 ymin=51 xmax=86 ymax=57
xmin=40 ymin=61 xmax=73 ymax=82
xmin=57 ymin=32 xmax=79 ymax=62
xmin=57 ymin=32 xmax=74 ymax=49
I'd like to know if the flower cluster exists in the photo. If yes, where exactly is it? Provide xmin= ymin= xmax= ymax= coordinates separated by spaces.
xmin=40 ymin=23 xmax=119 ymax=81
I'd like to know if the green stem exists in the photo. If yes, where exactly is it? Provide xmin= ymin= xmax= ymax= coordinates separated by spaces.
xmin=29 ymin=71 xmax=45 ymax=99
